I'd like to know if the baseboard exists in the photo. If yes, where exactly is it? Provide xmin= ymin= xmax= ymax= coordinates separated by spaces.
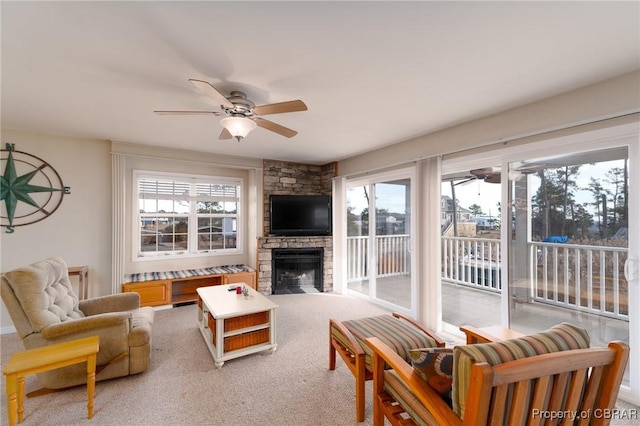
xmin=154 ymin=304 xmax=173 ymax=311
xmin=1 ymin=325 xmax=17 ymax=335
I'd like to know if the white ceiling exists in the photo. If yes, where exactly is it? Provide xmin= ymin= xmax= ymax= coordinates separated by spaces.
xmin=2 ymin=2 xmax=639 ymax=165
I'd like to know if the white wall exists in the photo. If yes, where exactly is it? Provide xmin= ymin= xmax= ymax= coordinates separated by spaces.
xmin=1 ymin=130 xmax=112 ymax=332
xmin=337 ymin=71 xmax=640 ymax=177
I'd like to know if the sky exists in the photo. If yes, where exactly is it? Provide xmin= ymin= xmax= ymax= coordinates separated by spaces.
xmin=443 ymin=158 xmax=627 ymax=219
xmin=342 ymin=156 xmax=627 ymax=224
xmin=347 ymin=182 xmax=409 ymax=215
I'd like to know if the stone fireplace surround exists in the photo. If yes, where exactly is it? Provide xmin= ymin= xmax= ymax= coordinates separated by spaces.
xmin=257 ymin=160 xmax=336 ymax=294
xmin=257 ymin=236 xmax=333 ymax=294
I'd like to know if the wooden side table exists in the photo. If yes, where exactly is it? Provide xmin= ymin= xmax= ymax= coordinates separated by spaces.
xmin=68 ymin=266 xmax=89 ymax=299
xmin=3 ymin=336 xmax=100 ymax=426
xmin=459 ymin=325 xmax=524 ymax=344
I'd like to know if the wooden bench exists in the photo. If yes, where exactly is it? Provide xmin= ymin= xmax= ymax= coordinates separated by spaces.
xmin=329 ymin=313 xmax=445 ymax=422
xmin=122 ymin=265 xmax=256 ymax=307
xmin=3 ymin=336 xmax=99 ymax=426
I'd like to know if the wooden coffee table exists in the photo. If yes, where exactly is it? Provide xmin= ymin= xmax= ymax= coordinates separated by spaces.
xmin=196 ymin=285 xmax=278 ymax=368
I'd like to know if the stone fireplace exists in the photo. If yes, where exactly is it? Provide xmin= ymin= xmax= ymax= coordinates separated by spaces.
xmin=258 ymin=160 xmax=336 ymax=294
xmin=257 ymin=236 xmax=332 ymax=294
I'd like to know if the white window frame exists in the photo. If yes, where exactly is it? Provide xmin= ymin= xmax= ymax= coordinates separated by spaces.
xmin=133 ymin=170 xmax=243 ymax=261
xmin=344 ymin=166 xmax=418 ymax=317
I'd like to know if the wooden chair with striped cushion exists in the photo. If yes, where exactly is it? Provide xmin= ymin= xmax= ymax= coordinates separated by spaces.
xmin=365 ymin=323 xmax=630 ymax=426
xmin=329 ymin=313 xmax=445 ymax=422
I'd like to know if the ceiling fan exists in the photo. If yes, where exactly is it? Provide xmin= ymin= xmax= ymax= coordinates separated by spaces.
xmin=470 ymin=167 xmax=501 ymax=183
xmin=154 ymin=79 xmax=308 ymax=141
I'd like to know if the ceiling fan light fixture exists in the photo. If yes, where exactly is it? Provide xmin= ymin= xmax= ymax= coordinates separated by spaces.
xmin=220 ymin=116 xmax=257 ymax=141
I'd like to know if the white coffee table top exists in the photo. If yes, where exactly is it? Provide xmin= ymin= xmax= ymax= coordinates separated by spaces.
xmin=197 ymin=285 xmax=278 ymax=319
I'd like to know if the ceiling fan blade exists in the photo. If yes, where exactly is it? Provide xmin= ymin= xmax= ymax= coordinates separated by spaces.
xmin=254 ymin=117 xmax=297 ymax=138
xmin=219 ymin=128 xmax=233 ymax=140
xmin=154 ymin=110 xmax=220 ymax=116
xmin=470 ymin=167 xmax=501 ymax=183
xmin=253 ymin=100 xmax=307 ymax=116
xmin=188 ymin=79 xmax=234 ymax=109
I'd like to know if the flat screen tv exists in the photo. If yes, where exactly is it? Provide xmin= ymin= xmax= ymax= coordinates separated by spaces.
xmin=269 ymin=194 xmax=332 ymax=236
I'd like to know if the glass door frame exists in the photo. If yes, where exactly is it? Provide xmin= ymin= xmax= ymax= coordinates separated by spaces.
xmin=345 ymin=167 xmax=417 ymax=317
xmin=498 ymin=123 xmax=639 ymax=405
xmin=441 ymin=122 xmax=638 ymax=404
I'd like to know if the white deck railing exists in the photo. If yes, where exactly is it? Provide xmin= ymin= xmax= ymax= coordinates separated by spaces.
xmin=346 ymin=235 xmax=410 ymax=281
xmin=529 ymin=241 xmax=628 ymax=320
xmin=442 ymin=236 xmax=502 ymax=292
xmin=440 ymin=236 xmax=628 ymax=321
xmin=347 ymin=235 xmax=628 ymax=320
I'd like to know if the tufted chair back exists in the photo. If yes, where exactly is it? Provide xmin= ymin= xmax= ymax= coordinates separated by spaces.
xmin=2 ymin=257 xmax=155 ymax=390
xmin=2 ymin=257 xmax=85 ymax=337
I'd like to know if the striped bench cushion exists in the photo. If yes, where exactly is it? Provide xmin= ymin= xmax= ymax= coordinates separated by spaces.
xmin=384 ymin=369 xmax=432 ymax=426
xmin=452 ymin=322 xmax=590 ymax=418
xmin=124 ymin=264 xmax=254 ymax=283
xmin=332 ymin=315 xmax=439 ymax=371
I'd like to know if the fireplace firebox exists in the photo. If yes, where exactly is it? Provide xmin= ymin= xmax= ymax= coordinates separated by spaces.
xmin=272 ymin=248 xmax=323 ymax=294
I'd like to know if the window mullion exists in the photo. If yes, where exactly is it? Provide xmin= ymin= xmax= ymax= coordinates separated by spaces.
xmin=188 ymin=183 xmax=197 ymax=253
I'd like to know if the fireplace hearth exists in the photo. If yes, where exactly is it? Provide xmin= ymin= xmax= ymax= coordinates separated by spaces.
xmin=272 ymin=248 xmax=323 ymax=294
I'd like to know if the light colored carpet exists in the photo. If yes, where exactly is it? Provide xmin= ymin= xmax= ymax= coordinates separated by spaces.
xmin=1 ymin=293 xmax=391 ymax=425
xmin=1 ymin=292 xmax=638 ymax=425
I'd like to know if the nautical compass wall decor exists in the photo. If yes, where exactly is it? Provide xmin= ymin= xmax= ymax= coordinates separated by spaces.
xmin=1 ymin=143 xmax=70 ymax=233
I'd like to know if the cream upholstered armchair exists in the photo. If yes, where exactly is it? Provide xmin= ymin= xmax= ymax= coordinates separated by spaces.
xmin=1 ymin=257 xmax=154 ymax=390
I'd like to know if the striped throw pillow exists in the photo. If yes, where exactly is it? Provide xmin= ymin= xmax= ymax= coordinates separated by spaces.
xmin=452 ymin=322 xmax=590 ymax=418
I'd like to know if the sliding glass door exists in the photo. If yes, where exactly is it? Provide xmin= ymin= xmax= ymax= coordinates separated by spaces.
xmin=507 ymin=146 xmax=635 ymax=393
xmin=346 ymin=169 xmax=415 ymax=313
xmin=440 ymin=124 xmax=639 ymax=403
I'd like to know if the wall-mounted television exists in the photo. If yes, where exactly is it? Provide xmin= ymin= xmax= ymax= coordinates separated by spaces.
xmin=269 ymin=194 xmax=332 ymax=236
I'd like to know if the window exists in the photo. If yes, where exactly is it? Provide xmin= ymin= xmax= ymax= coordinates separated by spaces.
xmin=135 ymin=171 xmax=242 ymax=259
